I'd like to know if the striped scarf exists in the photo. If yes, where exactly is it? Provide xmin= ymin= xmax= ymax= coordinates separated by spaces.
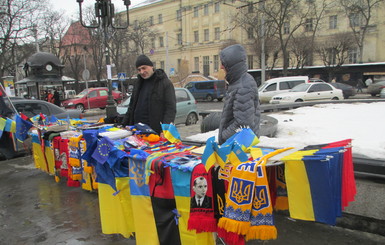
xmin=218 ymin=148 xmax=291 ymax=244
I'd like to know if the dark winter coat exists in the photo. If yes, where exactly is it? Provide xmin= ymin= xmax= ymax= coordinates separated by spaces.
xmin=122 ymin=69 xmax=176 ymax=134
xmin=218 ymin=44 xmax=260 ymax=144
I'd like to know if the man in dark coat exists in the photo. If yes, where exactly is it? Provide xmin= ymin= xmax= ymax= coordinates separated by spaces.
xmin=122 ymin=55 xmax=176 ymax=134
xmin=218 ymin=44 xmax=260 ymax=144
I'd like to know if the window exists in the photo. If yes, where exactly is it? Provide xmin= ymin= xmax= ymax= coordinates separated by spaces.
xmin=265 ymin=83 xmax=277 ymax=92
xmin=158 ymin=14 xmax=163 ymax=24
xmin=159 ymin=36 xmax=164 ymax=47
xmin=279 ymin=82 xmax=290 ymax=90
xmin=176 ymin=89 xmax=189 ymax=103
xmin=305 ymin=18 xmax=313 ymax=32
xmin=149 ymin=16 xmax=153 ymax=26
xmin=283 ymin=21 xmax=290 ymax=34
xmin=89 ymin=90 xmax=99 ymax=98
xmin=98 ymin=90 xmax=108 ymax=97
xmin=328 ymin=48 xmax=336 ymax=64
xmin=248 ymin=3 xmax=254 ymax=13
xmin=214 ymin=2 xmax=220 ymax=13
xmin=214 ymin=55 xmax=219 ymax=71
xmin=204 ymin=4 xmax=209 ymax=16
xmin=348 ymin=48 xmax=358 ymax=63
xmin=247 ymin=55 xmax=253 ymax=69
xmin=151 ymin=38 xmax=155 ymax=49
xmin=204 ymin=29 xmax=209 ymax=41
xmin=349 ymin=13 xmax=360 ymax=27
xmin=194 ymin=6 xmax=199 ymax=17
xmin=177 ymin=33 xmax=182 ymax=45
xmin=14 ymin=102 xmax=50 ymax=118
xmin=247 ymin=27 xmax=254 ymax=39
xmin=214 ymin=27 xmax=220 ymax=40
xmin=329 ymin=15 xmax=337 ymax=29
xmin=177 ymin=9 xmax=182 ymax=21
xmin=194 ymin=31 xmax=199 ymax=43
xmin=194 ymin=57 xmax=199 ymax=72
xmin=160 ymin=61 xmax=165 ymax=70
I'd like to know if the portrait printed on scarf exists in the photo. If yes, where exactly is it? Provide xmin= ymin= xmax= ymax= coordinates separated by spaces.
xmin=191 ymin=176 xmax=212 ymax=209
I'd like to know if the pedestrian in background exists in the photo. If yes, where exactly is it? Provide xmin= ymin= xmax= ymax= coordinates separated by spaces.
xmin=53 ymin=89 xmax=61 ymax=107
xmin=218 ymin=44 xmax=260 ymax=144
xmin=121 ymin=54 xmax=176 ymax=134
xmin=365 ymin=77 xmax=373 ymax=87
xmin=356 ymin=79 xmax=364 ymax=93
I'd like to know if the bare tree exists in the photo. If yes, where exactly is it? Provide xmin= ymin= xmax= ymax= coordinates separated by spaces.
xmin=127 ymin=19 xmax=157 ymax=54
xmin=0 ymin=0 xmax=47 ymax=79
xmin=258 ymin=0 xmax=312 ymax=76
xmin=316 ymin=32 xmax=356 ymax=80
xmin=339 ymin=0 xmax=384 ymax=63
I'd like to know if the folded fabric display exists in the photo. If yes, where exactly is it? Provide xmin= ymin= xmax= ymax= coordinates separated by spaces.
xmin=29 ymin=119 xmax=359 ymax=245
xmin=217 ymin=148 xmax=291 ymax=245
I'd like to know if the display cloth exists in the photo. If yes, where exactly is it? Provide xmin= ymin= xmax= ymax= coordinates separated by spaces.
xmin=29 ymin=120 xmax=357 ymax=245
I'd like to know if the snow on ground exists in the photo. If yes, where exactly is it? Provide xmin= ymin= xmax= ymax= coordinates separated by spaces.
xmin=187 ymin=102 xmax=385 ymax=160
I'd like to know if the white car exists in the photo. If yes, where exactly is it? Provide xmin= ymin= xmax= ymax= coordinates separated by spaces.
xmin=258 ymin=76 xmax=309 ymax=103
xmin=269 ymin=82 xmax=344 ymax=104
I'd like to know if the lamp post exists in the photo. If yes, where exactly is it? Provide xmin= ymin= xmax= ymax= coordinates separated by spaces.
xmin=76 ymin=0 xmax=131 ymax=119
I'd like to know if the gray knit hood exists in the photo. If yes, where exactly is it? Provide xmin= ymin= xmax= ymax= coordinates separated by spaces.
xmin=219 ymin=44 xmax=248 ymax=84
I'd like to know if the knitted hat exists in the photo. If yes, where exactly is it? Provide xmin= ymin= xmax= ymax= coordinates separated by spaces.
xmin=135 ymin=54 xmax=153 ymax=68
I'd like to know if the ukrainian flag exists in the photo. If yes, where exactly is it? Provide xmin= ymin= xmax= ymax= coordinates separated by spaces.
xmin=161 ymin=123 xmax=181 ymax=143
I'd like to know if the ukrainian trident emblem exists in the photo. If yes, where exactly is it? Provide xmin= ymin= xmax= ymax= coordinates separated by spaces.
xmin=230 ymin=178 xmax=254 ymax=205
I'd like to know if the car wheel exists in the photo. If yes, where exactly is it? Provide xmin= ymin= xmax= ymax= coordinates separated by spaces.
xmin=217 ymin=98 xmax=223 ymax=102
xmin=331 ymin=97 xmax=339 ymax=100
xmin=76 ymin=104 xmax=85 ymax=112
xmin=370 ymin=93 xmax=377 ymax=97
xmin=206 ymin=94 xmax=213 ymax=102
xmin=294 ymin=99 xmax=303 ymax=102
xmin=186 ymin=113 xmax=198 ymax=126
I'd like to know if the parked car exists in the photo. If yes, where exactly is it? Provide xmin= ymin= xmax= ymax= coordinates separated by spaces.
xmin=269 ymin=82 xmax=344 ymax=104
xmin=1 ymin=98 xmax=84 ymax=160
xmin=62 ymin=87 xmax=122 ymax=112
xmin=367 ymin=81 xmax=385 ymax=96
xmin=380 ymin=87 xmax=385 ymax=98
xmin=258 ymin=76 xmax=309 ymax=103
xmin=184 ymin=80 xmax=226 ymax=102
xmin=330 ymin=82 xmax=357 ymax=99
xmin=6 ymin=97 xmax=83 ymax=119
xmin=117 ymin=88 xmax=199 ymax=126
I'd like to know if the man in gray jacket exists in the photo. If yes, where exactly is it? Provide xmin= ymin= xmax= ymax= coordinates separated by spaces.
xmin=218 ymin=44 xmax=260 ymax=145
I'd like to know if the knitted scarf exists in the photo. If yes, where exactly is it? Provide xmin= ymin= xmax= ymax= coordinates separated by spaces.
xmin=188 ymin=163 xmax=217 ymax=233
xmin=217 ymin=148 xmax=291 ymax=243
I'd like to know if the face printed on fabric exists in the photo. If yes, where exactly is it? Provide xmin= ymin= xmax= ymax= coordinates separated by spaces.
xmin=137 ymin=65 xmax=154 ymax=79
xmin=193 ymin=176 xmax=208 ymax=199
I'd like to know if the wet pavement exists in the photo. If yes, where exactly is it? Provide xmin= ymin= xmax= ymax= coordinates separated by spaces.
xmin=1 ymin=156 xmax=385 ymax=245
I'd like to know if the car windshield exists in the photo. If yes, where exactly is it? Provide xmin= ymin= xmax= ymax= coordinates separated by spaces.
xmin=120 ymin=97 xmax=131 ymax=107
xmin=258 ymin=83 xmax=268 ymax=92
xmin=74 ymin=90 xmax=88 ymax=98
xmin=290 ymin=83 xmax=311 ymax=92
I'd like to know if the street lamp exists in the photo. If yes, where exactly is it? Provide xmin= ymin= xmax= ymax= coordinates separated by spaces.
xmin=76 ymin=0 xmax=131 ymax=119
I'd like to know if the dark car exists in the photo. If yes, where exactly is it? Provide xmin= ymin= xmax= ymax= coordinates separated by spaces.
xmin=7 ymin=97 xmax=83 ymax=119
xmin=1 ymin=98 xmax=83 ymax=160
xmin=367 ymin=81 xmax=385 ymax=96
xmin=330 ymin=82 xmax=357 ymax=99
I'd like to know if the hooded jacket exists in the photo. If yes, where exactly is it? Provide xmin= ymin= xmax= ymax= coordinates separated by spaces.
xmin=122 ymin=69 xmax=176 ymax=134
xmin=218 ymin=44 xmax=260 ymax=144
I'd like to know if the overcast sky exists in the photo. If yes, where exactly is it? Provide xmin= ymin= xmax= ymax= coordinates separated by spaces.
xmin=48 ymin=0 xmax=147 ymax=19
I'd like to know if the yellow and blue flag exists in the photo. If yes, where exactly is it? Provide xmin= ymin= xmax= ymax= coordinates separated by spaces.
xmin=0 ymin=117 xmax=6 ymax=138
xmin=161 ymin=123 xmax=181 ymax=143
